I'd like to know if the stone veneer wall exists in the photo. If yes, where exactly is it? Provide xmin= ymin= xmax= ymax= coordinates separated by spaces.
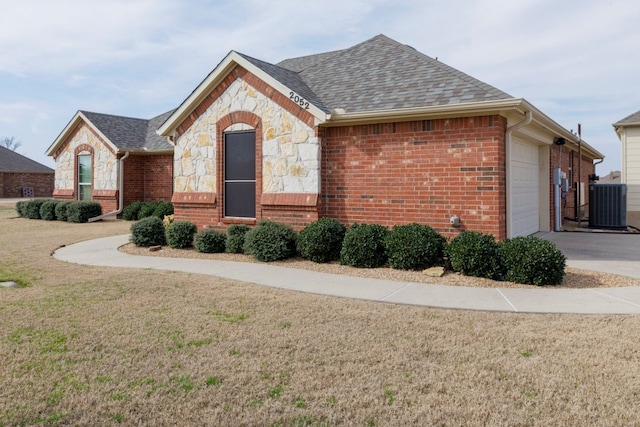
xmin=174 ymin=78 xmax=319 ymax=195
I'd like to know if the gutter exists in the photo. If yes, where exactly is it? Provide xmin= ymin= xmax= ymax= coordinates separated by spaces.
xmin=505 ymin=110 xmax=533 ymax=238
xmin=88 ymin=151 xmax=130 ymax=222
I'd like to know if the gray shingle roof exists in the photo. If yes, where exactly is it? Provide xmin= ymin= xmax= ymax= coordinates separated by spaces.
xmin=81 ymin=110 xmax=174 ymax=151
xmin=273 ymin=34 xmax=512 ymax=113
xmin=0 ymin=145 xmax=54 ymax=173
xmin=615 ymin=110 xmax=640 ymax=126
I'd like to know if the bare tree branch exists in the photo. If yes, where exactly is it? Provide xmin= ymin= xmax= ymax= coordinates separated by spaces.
xmin=0 ymin=136 xmax=22 ymax=151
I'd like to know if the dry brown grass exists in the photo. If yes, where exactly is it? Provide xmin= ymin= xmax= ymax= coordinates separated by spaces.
xmin=2 ymin=206 xmax=640 ymax=426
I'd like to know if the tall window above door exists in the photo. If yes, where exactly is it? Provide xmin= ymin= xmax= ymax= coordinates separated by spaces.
xmin=78 ymin=154 xmax=92 ymax=201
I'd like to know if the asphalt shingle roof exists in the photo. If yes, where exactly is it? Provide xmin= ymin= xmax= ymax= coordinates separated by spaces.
xmin=80 ymin=110 xmax=175 ymax=152
xmin=0 ymin=145 xmax=53 ymax=173
xmin=271 ymin=34 xmax=513 ymax=113
xmin=615 ymin=110 xmax=640 ymax=125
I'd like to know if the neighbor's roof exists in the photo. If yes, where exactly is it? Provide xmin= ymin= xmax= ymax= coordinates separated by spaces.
xmin=46 ymin=109 xmax=174 ymax=157
xmin=0 ymin=145 xmax=53 ymax=173
xmin=614 ymin=109 xmax=640 ymax=127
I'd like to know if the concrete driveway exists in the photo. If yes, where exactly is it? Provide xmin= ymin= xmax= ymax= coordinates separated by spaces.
xmin=540 ymin=231 xmax=640 ymax=279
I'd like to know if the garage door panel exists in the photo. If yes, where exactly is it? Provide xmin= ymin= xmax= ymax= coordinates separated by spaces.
xmin=511 ymin=139 xmax=540 ymax=237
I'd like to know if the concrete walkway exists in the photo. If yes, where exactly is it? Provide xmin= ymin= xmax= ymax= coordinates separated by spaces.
xmin=52 ymin=234 xmax=640 ymax=315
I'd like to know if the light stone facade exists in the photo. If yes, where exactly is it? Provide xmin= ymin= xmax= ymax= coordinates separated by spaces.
xmin=54 ymin=124 xmax=118 ymax=191
xmin=174 ymin=78 xmax=319 ymax=194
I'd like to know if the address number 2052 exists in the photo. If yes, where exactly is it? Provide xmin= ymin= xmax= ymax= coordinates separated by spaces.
xmin=289 ymin=91 xmax=310 ymax=110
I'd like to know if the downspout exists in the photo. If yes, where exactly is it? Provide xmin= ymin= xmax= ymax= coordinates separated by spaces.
xmin=88 ymin=151 xmax=130 ymax=222
xmin=505 ymin=110 xmax=533 ymax=238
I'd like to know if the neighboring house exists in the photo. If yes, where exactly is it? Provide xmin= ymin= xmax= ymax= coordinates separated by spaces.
xmin=0 ymin=145 xmax=54 ymax=198
xmin=613 ymin=110 xmax=640 ymax=228
xmin=598 ymin=171 xmax=621 ymax=184
xmin=157 ymin=34 xmax=602 ymax=239
xmin=46 ymin=110 xmax=174 ymax=214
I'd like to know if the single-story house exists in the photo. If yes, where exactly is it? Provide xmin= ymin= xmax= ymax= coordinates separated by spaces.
xmin=613 ymin=110 xmax=640 ymax=228
xmin=0 ymin=145 xmax=54 ymax=198
xmin=155 ymin=34 xmax=602 ymax=239
xmin=46 ymin=110 xmax=175 ymax=214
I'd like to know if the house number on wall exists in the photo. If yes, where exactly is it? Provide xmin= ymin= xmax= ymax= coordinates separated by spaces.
xmin=289 ymin=91 xmax=310 ymax=109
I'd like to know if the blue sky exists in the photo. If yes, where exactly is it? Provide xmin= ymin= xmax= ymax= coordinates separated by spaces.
xmin=1 ymin=0 xmax=638 ymax=175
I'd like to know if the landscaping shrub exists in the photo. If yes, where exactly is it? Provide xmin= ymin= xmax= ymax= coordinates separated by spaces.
xmin=15 ymin=201 xmax=28 ymax=217
xmin=500 ymin=236 xmax=566 ymax=286
xmin=446 ymin=230 xmax=504 ymax=279
xmin=130 ymin=216 xmax=166 ymax=247
xmin=25 ymin=199 xmax=48 ymax=219
xmin=153 ymin=201 xmax=174 ymax=219
xmin=54 ymin=201 xmax=72 ymax=221
xmin=226 ymin=224 xmax=251 ymax=254
xmin=340 ymin=223 xmax=389 ymax=268
xmin=243 ymin=221 xmax=298 ymax=262
xmin=194 ymin=229 xmax=227 ymax=253
xmin=385 ymin=223 xmax=445 ymax=270
xmin=39 ymin=199 xmax=60 ymax=221
xmin=165 ymin=220 xmax=197 ymax=249
xmin=297 ymin=218 xmax=346 ymax=263
xmin=66 ymin=201 xmax=102 ymax=223
xmin=122 ymin=201 xmax=143 ymax=221
xmin=137 ymin=202 xmax=160 ymax=220
xmin=163 ymin=214 xmax=174 ymax=228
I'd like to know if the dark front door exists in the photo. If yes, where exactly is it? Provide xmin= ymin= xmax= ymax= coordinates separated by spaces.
xmin=224 ymin=131 xmax=256 ymax=218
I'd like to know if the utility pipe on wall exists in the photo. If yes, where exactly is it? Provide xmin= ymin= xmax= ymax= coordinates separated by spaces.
xmin=88 ymin=151 xmax=130 ymax=222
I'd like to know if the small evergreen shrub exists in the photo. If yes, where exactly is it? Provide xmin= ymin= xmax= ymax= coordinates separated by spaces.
xmin=137 ymin=202 xmax=160 ymax=220
xmin=165 ymin=221 xmax=197 ymax=249
xmin=340 ymin=223 xmax=389 ymax=268
xmin=55 ymin=201 xmax=72 ymax=221
xmin=297 ymin=218 xmax=346 ymax=263
xmin=385 ymin=223 xmax=445 ymax=270
xmin=243 ymin=221 xmax=298 ymax=262
xmin=15 ymin=201 xmax=28 ymax=217
xmin=194 ymin=229 xmax=227 ymax=253
xmin=130 ymin=216 xmax=166 ymax=247
xmin=446 ymin=231 xmax=504 ymax=279
xmin=153 ymin=201 xmax=174 ymax=219
xmin=66 ymin=201 xmax=102 ymax=223
xmin=122 ymin=201 xmax=143 ymax=221
xmin=39 ymin=199 xmax=60 ymax=221
xmin=25 ymin=199 xmax=48 ymax=219
xmin=226 ymin=224 xmax=251 ymax=254
xmin=500 ymin=236 xmax=566 ymax=286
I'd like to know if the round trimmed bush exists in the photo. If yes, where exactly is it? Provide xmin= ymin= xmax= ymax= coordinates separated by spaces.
xmin=165 ymin=221 xmax=197 ymax=249
xmin=153 ymin=201 xmax=174 ymax=219
xmin=226 ymin=224 xmax=251 ymax=254
xmin=340 ymin=223 xmax=389 ymax=268
xmin=194 ymin=229 xmax=227 ymax=253
xmin=297 ymin=218 xmax=346 ymax=263
xmin=137 ymin=202 xmax=160 ymax=220
xmin=15 ymin=201 xmax=28 ymax=217
xmin=130 ymin=216 xmax=166 ymax=247
xmin=54 ymin=201 xmax=72 ymax=221
xmin=385 ymin=223 xmax=445 ymax=270
xmin=243 ymin=221 xmax=298 ymax=262
xmin=123 ymin=201 xmax=143 ymax=221
xmin=39 ymin=199 xmax=60 ymax=221
xmin=446 ymin=230 xmax=503 ymax=279
xmin=25 ymin=199 xmax=48 ymax=219
xmin=66 ymin=201 xmax=102 ymax=223
xmin=501 ymin=236 xmax=566 ymax=286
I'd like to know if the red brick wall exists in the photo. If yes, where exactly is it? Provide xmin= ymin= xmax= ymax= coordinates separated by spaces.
xmin=548 ymin=144 xmax=595 ymax=225
xmin=1 ymin=172 xmax=54 ymax=197
xmin=322 ymin=116 xmax=508 ymax=239
xmin=122 ymin=154 xmax=173 ymax=206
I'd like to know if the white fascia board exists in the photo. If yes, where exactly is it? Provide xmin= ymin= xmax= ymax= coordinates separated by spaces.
xmin=158 ymin=51 xmax=328 ymax=137
xmin=45 ymin=111 xmax=119 ymax=157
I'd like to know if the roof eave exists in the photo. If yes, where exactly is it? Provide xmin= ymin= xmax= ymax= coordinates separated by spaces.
xmin=158 ymin=51 xmax=329 ymax=137
xmin=45 ymin=111 xmax=120 ymax=157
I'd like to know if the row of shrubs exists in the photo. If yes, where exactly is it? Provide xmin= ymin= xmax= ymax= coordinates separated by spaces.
xmin=122 ymin=201 xmax=174 ymax=221
xmin=130 ymin=217 xmax=566 ymax=286
xmin=15 ymin=199 xmax=102 ymax=223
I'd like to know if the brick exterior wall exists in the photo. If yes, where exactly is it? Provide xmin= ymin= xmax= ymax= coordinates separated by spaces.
xmin=1 ymin=172 xmax=54 ymax=198
xmin=322 ymin=116 xmax=508 ymax=239
xmin=122 ymin=154 xmax=173 ymax=207
xmin=548 ymin=143 xmax=595 ymax=225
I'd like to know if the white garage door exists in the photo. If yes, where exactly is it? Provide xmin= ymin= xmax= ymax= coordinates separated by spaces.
xmin=511 ymin=138 xmax=540 ymax=237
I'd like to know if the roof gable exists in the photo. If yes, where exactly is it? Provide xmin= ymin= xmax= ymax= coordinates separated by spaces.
xmin=0 ymin=145 xmax=53 ymax=173
xmin=614 ymin=109 xmax=640 ymax=127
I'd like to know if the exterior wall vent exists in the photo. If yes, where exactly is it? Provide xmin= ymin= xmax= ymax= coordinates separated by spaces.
xmin=589 ymin=183 xmax=627 ymax=230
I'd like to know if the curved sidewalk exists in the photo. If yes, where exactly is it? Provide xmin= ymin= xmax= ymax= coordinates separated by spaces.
xmin=52 ymin=234 xmax=640 ymax=315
